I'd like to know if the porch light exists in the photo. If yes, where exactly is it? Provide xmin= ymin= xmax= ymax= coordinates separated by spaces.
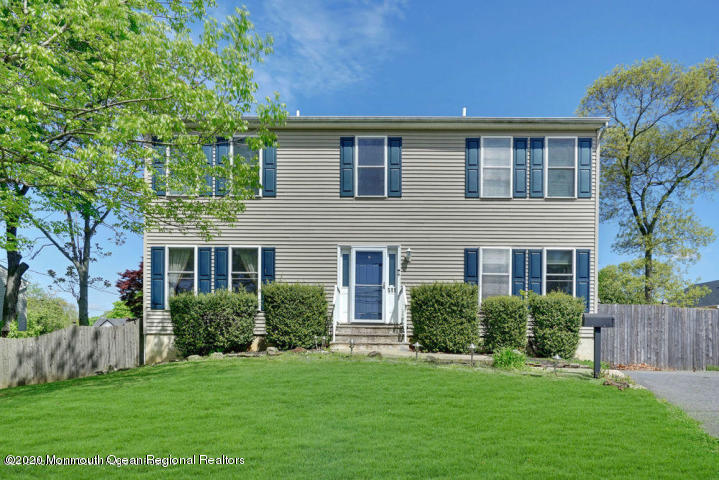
xmin=413 ymin=341 xmax=421 ymax=361
xmin=406 ymin=248 xmax=412 ymax=263
xmin=469 ymin=343 xmax=476 ymax=367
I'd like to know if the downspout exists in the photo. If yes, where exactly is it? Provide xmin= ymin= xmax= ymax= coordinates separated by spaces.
xmin=594 ymin=122 xmax=607 ymax=313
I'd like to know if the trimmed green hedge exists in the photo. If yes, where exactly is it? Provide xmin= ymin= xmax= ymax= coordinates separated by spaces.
xmin=481 ymin=295 xmax=528 ymax=352
xmin=170 ymin=290 xmax=257 ymax=357
xmin=528 ymin=292 xmax=585 ymax=359
xmin=410 ymin=282 xmax=479 ymax=353
xmin=263 ymin=283 xmax=328 ymax=350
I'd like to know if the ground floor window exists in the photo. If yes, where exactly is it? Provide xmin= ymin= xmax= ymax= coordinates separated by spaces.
xmin=231 ymin=247 xmax=259 ymax=294
xmin=168 ymin=247 xmax=195 ymax=298
xmin=480 ymin=247 xmax=511 ymax=300
xmin=545 ymin=249 xmax=574 ymax=295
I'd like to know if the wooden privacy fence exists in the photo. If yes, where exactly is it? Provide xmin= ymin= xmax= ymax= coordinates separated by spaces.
xmin=0 ymin=322 xmax=140 ymax=389
xmin=598 ymin=304 xmax=719 ymax=370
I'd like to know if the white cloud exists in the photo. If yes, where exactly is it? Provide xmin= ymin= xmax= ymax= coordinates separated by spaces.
xmin=250 ymin=0 xmax=407 ymax=105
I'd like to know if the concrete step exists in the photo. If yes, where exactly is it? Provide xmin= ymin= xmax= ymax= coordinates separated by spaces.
xmin=330 ymin=342 xmax=411 ymax=353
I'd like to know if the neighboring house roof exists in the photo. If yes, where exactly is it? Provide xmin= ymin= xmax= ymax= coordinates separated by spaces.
xmin=694 ymin=280 xmax=719 ymax=307
xmin=93 ymin=317 xmax=133 ymax=327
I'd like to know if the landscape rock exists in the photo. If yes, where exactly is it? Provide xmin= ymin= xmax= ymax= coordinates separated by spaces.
xmin=367 ymin=351 xmax=382 ymax=358
xmin=290 ymin=347 xmax=307 ymax=353
xmin=266 ymin=347 xmax=280 ymax=356
xmin=425 ymin=355 xmax=439 ymax=363
xmin=187 ymin=355 xmax=202 ymax=362
xmin=209 ymin=352 xmax=224 ymax=360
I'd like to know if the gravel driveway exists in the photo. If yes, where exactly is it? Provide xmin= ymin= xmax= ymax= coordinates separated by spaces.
xmin=627 ymin=371 xmax=719 ymax=437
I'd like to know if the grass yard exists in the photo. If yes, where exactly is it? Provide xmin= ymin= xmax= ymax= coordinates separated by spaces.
xmin=1 ymin=354 xmax=717 ymax=479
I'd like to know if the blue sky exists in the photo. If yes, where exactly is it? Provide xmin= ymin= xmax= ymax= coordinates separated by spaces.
xmin=18 ymin=0 xmax=719 ymax=314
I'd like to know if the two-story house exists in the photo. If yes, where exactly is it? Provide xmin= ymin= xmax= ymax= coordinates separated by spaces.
xmin=143 ymin=116 xmax=608 ymax=363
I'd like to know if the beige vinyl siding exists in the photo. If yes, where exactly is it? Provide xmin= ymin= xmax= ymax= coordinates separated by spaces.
xmin=144 ymin=128 xmax=600 ymax=336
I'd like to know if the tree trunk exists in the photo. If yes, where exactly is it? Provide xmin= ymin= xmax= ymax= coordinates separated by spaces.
xmin=2 ymin=224 xmax=29 ymax=335
xmin=77 ymin=263 xmax=90 ymax=326
xmin=644 ymin=249 xmax=654 ymax=303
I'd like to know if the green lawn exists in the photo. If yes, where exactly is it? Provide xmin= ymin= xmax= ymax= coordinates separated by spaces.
xmin=1 ymin=355 xmax=717 ymax=479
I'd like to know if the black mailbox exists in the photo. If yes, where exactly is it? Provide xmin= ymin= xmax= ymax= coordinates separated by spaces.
xmin=583 ymin=313 xmax=615 ymax=378
xmin=583 ymin=315 xmax=614 ymax=328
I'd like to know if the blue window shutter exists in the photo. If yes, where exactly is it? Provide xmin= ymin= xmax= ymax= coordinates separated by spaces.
xmin=387 ymin=137 xmax=402 ymax=197
xmin=513 ymin=138 xmax=528 ymax=198
xmin=465 ymin=138 xmax=480 ymax=198
xmin=389 ymin=253 xmax=397 ymax=286
xmin=201 ymin=144 xmax=213 ymax=196
xmin=215 ymin=139 xmax=229 ymax=196
xmin=198 ymin=247 xmax=211 ymax=293
xmin=528 ymin=249 xmax=543 ymax=295
xmin=576 ymin=249 xmax=591 ymax=312
xmin=530 ymin=138 xmax=544 ymax=198
xmin=214 ymin=247 xmax=228 ymax=291
xmin=262 ymin=146 xmax=277 ymax=197
xmin=340 ymin=137 xmax=355 ymax=197
xmin=578 ymin=138 xmax=592 ymax=198
xmin=150 ymin=247 xmax=165 ymax=309
xmin=342 ymin=253 xmax=350 ymax=287
xmin=464 ymin=248 xmax=479 ymax=285
xmin=151 ymin=142 xmax=166 ymax=196
xmin=512 ymin=249 xmax=526 ymax=296
xmin=262 ymin=248 xmax=276 ymax=284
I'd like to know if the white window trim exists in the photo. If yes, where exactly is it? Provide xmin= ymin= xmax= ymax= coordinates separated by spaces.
xmin=480 ymin=136 xmax=513 ymax=199
xmin=354 ymin=136 xmax=388 ymax=198
xmin=542 ymin=247 xmax=576 ymax=296
xmin=544 ymin=136 xmax=578 ymax=199
xmin=478 ymin=246 xmax=512 ymax=303
xmin=165 ymin=245 xmax=198 ymax=309
xmin=227 ymin=245 xmax=263 ymax=308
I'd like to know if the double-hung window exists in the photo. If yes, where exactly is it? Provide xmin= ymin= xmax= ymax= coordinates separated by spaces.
xmin=356 ymin=137 xmax=387 ymax=197
xmin=231 ymin=247 xmax=259 ymax=294
xmin=480 ymin=247 xmax=511 ymax=300
xmin=546 ymin=138 xmax=577 ymax=198
xmin=167 ymin=247 xmax=195 ymax=298
xmin=233 ymin=138 xmax=262 ymax=196
xmin=545 ymin=249 xmax=574 ymax=295
xmin=481 ymin=137 xmax=512 ymax=198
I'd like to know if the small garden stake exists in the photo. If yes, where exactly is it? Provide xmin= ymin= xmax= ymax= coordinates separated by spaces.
xmin=413 ymin=342 xmax=421 ymax=361
xmin=469 ymin=343 xmax=476 ymax=368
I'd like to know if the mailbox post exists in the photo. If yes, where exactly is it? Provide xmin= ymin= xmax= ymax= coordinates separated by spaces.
xmin=582 ymin=314 xmax=615 ymax=378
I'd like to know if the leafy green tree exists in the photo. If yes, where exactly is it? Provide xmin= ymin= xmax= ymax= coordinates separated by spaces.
xmin=598 ymin=260 xmax=710 ymax=307
xmin=0 ymin=1 xmax=286 ymax=328
xmin=579 ymin=58 xmax=719 ymax=302
xmin=7 ymin=284 xmax=77 ymax=338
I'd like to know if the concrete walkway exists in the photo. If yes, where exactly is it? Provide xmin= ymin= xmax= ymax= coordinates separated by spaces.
xmin=627 ymin=371 xmax=719 ymax=437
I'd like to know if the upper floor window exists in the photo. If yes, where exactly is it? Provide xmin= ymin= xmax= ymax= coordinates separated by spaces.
xmin=356 ymin=137 xmax=387 ymax=197
xmin=481 ymin=137 xmax=512 ymax=198
xmin=480 ymin=247 xmax=511 ymax=300
xmin=545 ymin=249 xmax=574 ymax=295
xmin=168 ymin=247 xmax=195 ymax=298
xmin=546 ymin=138 xmax=576 ymax=198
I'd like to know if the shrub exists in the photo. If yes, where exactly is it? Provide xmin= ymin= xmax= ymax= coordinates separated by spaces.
xmin=480 ymin=295 xmax=528 ymax=352
xmin=263 ymin=283 xmax=328 ymax=350
xmin=493 ymin=348 xmax=527 ymax=370
xmin=170 ymin=290 xmax=257 ymax=357
xmin=410 ymin=282 xmax=479 ymax=353
xmin=528 ymin=292 xmax=585 ymax=359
